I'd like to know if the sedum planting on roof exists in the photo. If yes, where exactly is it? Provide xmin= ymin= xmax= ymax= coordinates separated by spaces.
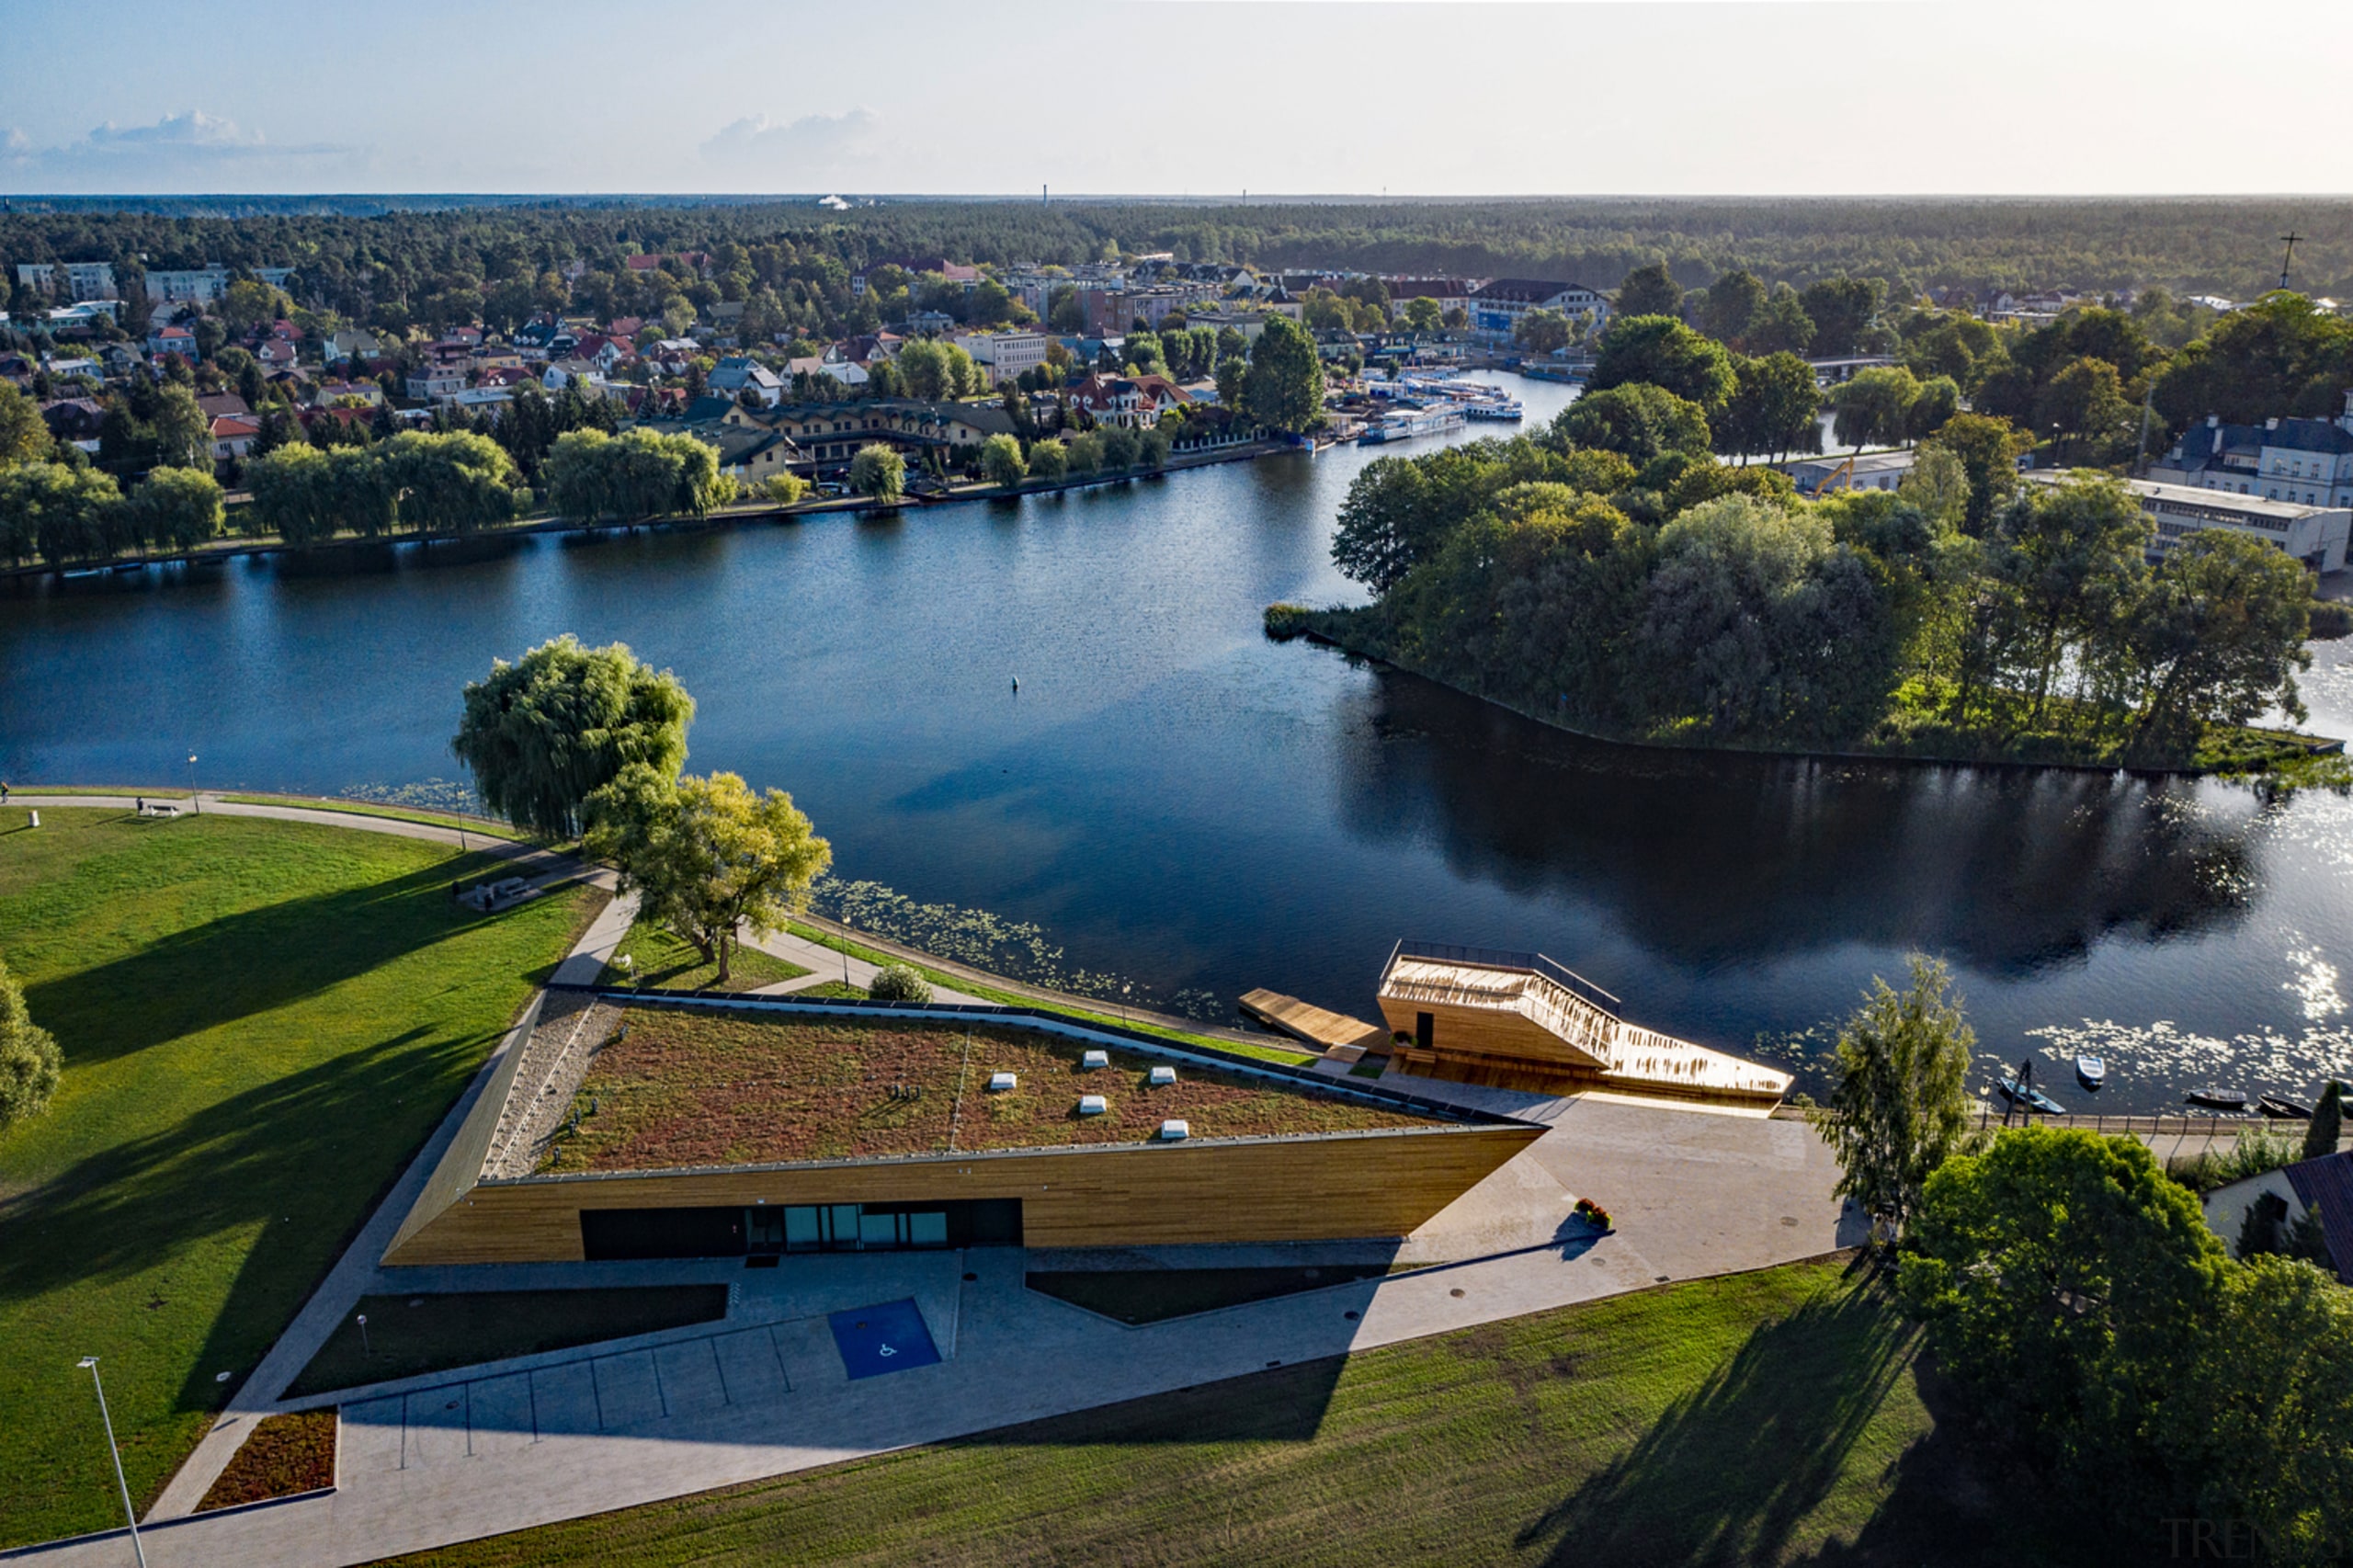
xmin=534 ymin=1006 xmax=1442 ymax=1175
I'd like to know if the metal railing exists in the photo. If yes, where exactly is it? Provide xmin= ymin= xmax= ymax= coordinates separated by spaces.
xmin=1386 ymin=939 xmax=1623 ymax=1013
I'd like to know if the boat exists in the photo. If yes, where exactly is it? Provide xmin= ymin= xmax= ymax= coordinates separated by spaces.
xmin=2185 ymin=1087 xmax=2249 ymax=1113
xmin=2257 ymin=1093 xmax=2315 ymax=1120
xmin=1461 ymin=398 xmax=1524 ymax=421
xmin=1356 ymin=403 xmax=1466 ymax=446
xmin=2075 ymin=1054 xmax=2107 ymax=1090
xmin=1997 ymin=1074 xmax=2065 ymax=1116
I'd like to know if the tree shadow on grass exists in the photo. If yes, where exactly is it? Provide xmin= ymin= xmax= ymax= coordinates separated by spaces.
xmin=0 ymin=1022 xmax=491 ymax=1388
xmin=1518 ymin=1264 xmax=1918 ymax=1568
xmin=22 ymin=853 xmax=529 ymax=1068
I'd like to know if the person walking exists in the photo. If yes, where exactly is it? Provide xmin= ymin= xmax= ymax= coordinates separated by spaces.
xmin=136 ymin=797 xmax=145 ymax=815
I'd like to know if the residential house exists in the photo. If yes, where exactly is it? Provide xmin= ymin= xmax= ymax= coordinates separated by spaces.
xmin=407 ymin=366 xmax=468 ymax=402
xmin=707 ymin=356 xmax=786 ymax=407
xmin=194 ymin=392 xmax=253 ymax=423
xmin=40 ymin=398 xmax=108 ymax=449
xmin=147 ymin=324 xmax=199 ymax=362
xmin=1383 ymin=278 xmax=1474 ymax=319
xmin=308 ymin=379 xmax=384 ymax=409
xmin=255 ymin=339 xmax=300 ymax=374
xmin=1065 ymin=372 xmax=1192 ymax=428
xmin=210 ymin=414 xmax=263 ymax=462
xmin=324 ymin=328 xmax=382 ymax=365
xmin=788 ymin=355 xmax=869 ymax=389
xmin=2201 ymin=1150 xmax=2349 ymax=1283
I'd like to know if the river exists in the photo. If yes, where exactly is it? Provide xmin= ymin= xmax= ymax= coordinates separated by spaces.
xmin=5 ymin=373 xmax=2350 ymax=1114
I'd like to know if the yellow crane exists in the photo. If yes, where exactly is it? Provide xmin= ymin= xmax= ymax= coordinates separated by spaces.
xmin=1810 ymin=456 xmax=1858 ymax=496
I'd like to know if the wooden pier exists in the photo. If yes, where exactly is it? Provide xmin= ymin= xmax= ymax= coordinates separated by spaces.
xmin=1238 ymin=989 xmax=1391 ymax=1062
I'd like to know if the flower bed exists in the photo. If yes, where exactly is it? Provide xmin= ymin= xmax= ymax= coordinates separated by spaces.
xmin=196 ymin=1410 xmax=336 ymax=1512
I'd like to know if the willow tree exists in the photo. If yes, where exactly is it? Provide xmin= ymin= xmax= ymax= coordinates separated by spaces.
xmin=585 ymin=767 xmax=832 ymax=984
xmin=1824 ymin=954 xmax=1975 ymax=1244
xmin=450 ymin=635 xmax=695 ymax=838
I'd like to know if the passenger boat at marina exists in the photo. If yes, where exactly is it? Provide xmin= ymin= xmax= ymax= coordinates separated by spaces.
xmin=1357 ymin=403 xmax=1467 ymax=445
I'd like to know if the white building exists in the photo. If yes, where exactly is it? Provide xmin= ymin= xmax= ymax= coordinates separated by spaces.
xmin=957 ymin=329 xmax=1048 ymax=384
xmin=2149 ymin=392 xmax=2353 ymax=510
xmin=17 ymin=260 xmax=119 ymax=299
xmin=2040 ymin=475 xmax=2351 ymax=574
xmin=1466 ymin=278 xmax=1609 ymax=341
xmin=145 ymin=267 xmax=232 ymax=303
xmin=407 ymin=367 xmax=468 ymax=402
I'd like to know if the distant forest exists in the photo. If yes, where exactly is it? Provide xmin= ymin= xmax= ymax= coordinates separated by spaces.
xmin=5 ymin=197 xmax=2350 ymax=303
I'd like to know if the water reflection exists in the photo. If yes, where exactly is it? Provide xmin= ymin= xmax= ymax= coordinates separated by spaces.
xmin=1337 ymin=666 xmax=2259 ymax=975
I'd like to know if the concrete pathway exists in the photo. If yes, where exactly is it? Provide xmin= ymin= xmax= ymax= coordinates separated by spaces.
xmin=9 ymin=1090 xmax=1860 ymax=1568
xmin=6 ymin=796 xmax=1860 ymax=1565
xmin=738 ymin=925 xmax=985 ymax=1005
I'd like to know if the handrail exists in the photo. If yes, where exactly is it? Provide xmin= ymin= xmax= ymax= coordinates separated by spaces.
xmin=1388 ymin=939 xmax=1622 ymax=1013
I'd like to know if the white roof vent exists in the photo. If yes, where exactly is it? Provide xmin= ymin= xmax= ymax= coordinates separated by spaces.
xmin=987 ymin=1072 xmax=1017 ymax=1092
xmin=1149 ymin=1065 xmax=1177 ymax=1086
xmin=1081 ymin=1050 xmax=1110 ymax=1070
xmin=1077 ymin=1094 xmax=1108 ymax=1116
xmin=1157 ymin=1119 xmax=1190 ymax=1141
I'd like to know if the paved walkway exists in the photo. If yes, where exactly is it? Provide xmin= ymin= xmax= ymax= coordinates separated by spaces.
xmin=6 ymin=795 xmax=1860 ymax=1565
xmin=739 ymin=925 xmax=985 ymax=1005
xmin=11 ymin=1084 xmax=1859 ymax=1566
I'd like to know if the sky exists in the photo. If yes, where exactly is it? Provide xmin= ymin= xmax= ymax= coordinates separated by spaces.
xmin=5 ymin=0 xmax=2352 ymax=199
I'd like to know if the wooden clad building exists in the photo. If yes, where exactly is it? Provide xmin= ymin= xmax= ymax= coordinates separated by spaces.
xmin=382 ymin=992 xmax=1542 ymax=1268
xmin=1374 ymin=941 xmax=1791 ymax=1106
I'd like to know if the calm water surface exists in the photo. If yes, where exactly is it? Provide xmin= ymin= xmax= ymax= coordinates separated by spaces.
xmin=6 ymin=374 xmax=2350 ymax=1111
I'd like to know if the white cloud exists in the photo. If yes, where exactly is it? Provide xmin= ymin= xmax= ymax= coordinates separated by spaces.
xmin=699 ymin=109 xmax=884 ymax=186
xmin=0 ymin=110 xmax=357 ymax=190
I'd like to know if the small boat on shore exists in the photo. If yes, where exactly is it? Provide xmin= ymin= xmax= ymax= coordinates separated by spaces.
xmin=2185 ymin=1087 xmax=2249 ymax=1113
xmin=1998 ymin=1074 xmax=2066 ymax=1116
xmin=2258 ymin=1093 xmax=2314 ymax=1120
xmin=2075 ymin=1055 xmax=2107 ymax=1090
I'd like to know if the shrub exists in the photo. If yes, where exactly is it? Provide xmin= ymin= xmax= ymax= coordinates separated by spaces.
xmin=1573 ymin=1196 xmax=1613 ymax=1231
xmin=1028 ymin=438 xmax=1069 ymax=482
xmin=2166 ymin=1126 xmax=2301 ymax=1194
xmin=761 ymin=471 xmax=808 ymax=506
xmin=2308 ymin=600 xmax=2351 ymax=640
xmin=0 ymin=956 xmax=63 ymax=1132
xmin=867 ymin=963 xmax=933 ymax=1003
xmin=1263 ymin=603 xmax=1313 ymax=641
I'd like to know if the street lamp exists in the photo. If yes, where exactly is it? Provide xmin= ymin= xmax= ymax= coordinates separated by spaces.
xmin=356 ymin=1313 xmax=371 ymax=1357
xmin=187 ymin=753 xmax=199 ymax=814
xmin=74 ymin=1358 xmax=147 ymax=1568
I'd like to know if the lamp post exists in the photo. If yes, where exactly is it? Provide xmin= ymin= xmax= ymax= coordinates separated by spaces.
xmin=187 ymin=753 xmax=199 ymax=814
xmin=357 ymin=1313 xmax=370 ymax=1357
xmin=74 ymin=1358 xmax=147 ymax=1568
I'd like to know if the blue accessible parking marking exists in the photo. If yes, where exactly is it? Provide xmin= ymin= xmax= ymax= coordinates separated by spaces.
xmin=827 ymin=1298 xmax=942 ymax=1380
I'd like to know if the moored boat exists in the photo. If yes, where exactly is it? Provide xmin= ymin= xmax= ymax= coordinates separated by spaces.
xmin=2185 ymin=1087 xmax=2249 ymax=1113
xmin=1998 ymin=1074 xmax=2066 ymax=1116
xmin=2075 ymin=1054 xmax=2107 ymax=1090
xmin=2257 ymin=1093 xmax=2314 ymax=1120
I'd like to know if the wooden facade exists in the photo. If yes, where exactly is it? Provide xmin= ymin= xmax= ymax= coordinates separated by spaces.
xmin=382 ymin=1125 xmax=1541 ymax=1267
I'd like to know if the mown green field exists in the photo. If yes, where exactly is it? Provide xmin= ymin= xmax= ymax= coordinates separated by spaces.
xmin=391 ymin=1259 xmax=2086 ymax=1567
xmin=0 ymin=807 xmax=597 ymax=1549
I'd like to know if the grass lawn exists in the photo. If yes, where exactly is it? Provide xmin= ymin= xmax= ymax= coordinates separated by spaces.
xmin=385 ymin=1258 xmax=2089 ymax=1567
xmin=284 ymin=1286 xmax=728 ymax=1398
xmin=536 ymin=1007 xmax=1431 ymax=1173
xmin=0 ymin=808 xmax=599 ymax=1549
xmin=596 ymin=920 xmax=810 ymax=994
xmin=782 ymin=921 xmax=1320 ymax=1068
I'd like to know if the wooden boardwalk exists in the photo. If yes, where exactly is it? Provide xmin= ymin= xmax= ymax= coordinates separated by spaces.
xmin=1239 ymin=988 xmax=1390 ymax=1061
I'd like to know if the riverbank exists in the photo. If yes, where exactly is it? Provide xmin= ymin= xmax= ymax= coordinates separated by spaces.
xmin=1271 ymin=605 xmax=2347 ymax=778
xmin=0 ymin=434 xmax=1302 ymax=585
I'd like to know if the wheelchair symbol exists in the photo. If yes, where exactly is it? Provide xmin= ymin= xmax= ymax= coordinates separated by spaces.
xmin=878 ymin=1344 xmax=896 ymax=1357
